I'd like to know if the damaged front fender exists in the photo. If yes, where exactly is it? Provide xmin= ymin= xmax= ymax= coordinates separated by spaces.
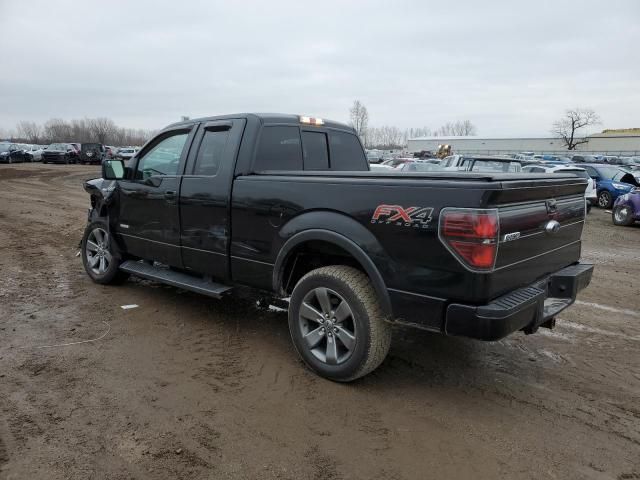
xmin=83 ymin=178 xmax=117 ymax=220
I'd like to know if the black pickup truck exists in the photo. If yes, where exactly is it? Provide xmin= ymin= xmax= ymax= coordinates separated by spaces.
xmin=81 ymin=113 xmax=593 ymax=381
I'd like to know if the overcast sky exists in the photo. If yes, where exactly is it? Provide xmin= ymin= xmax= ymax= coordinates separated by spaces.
xmin=1 ymin=0 xmax=638 ymax=137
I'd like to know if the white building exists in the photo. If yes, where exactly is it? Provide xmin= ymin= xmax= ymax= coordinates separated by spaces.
xmin=407 ymin=133 xmax=640 ymax=156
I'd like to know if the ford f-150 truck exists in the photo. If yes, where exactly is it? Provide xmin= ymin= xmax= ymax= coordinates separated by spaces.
xmin=81 ymin=113 xmax=593 ymax=381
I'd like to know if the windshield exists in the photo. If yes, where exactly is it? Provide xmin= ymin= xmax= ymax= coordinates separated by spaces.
xmin=48 ymin=143 xmax=67 ymax=150
xmin=597 ymin=167 xmax=622 ymax=179
xmin=0 ymin=144 xmax=10 ymax=152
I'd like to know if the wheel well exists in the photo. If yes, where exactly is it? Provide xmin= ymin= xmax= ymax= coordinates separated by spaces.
xmin=280 ymin=240 xmax=366 ymax=295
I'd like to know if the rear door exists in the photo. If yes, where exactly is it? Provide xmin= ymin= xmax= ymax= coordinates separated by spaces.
xmin=116 ymin=127 xmax=195 ymax=266
xmin=179 ymin=119 xmax=245 ymax=280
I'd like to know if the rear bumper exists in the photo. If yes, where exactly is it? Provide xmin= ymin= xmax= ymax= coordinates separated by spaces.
xmin=444 ymin=263 xmax=593 ymax=341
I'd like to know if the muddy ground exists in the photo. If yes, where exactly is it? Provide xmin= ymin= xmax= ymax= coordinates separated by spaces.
xmin=0 ymin=164 xmax=638 ymax=480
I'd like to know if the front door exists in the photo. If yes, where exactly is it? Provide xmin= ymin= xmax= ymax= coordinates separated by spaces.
xmin=116 ymin=128 xmax=193 ymax=266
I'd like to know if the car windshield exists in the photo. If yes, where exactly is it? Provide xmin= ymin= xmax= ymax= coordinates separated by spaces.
xmin=0 ymin=144 xmax=10 ymax=152
xmin=49 ymin=143 xmax=67 ymax=150
xmin=597 ymin=167 xmax=622 ymax=179
xmin=556 ymin=169 xmax=589 ymax=179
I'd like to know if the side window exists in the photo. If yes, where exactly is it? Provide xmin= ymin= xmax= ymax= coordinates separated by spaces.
xmin=584 ymin=166 xmax=597 ymax=178
xmin=301 ymin=131 xmax=329 ymax=170
xmin=193 ymin=128 xmax=230 ymax=176
xmin=329 ymin=131 xmax=367 ymax=171
xmin=135 ymin=132 xmax=188 ymax=181
xmin=254 ymin=126 xmax=302 ymax=171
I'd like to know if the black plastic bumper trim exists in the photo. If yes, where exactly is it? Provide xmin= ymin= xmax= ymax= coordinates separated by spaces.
xmin=444 ymin=262 xmax=593 ymax=341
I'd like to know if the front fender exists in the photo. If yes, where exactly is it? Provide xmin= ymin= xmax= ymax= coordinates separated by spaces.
xmin=272 ymin=210 xmax=393 ymax=315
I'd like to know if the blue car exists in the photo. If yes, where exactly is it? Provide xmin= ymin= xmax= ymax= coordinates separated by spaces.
xmin=581 ymin=164 xmax=639 ymax=208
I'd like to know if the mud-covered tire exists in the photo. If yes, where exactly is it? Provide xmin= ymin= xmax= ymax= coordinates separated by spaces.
xmin=612 ymin=205 xmax=634 ymax=226
xmin=288 ymin=266 xmax=392 ymax=382
xmin=81 ymin=219 xmax=129 ymax=285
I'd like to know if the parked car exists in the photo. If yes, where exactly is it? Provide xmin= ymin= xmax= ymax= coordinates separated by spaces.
xmin=611 ymin=188 xmax=640 ymax=226
xmin=42 ymin=143 xmax=79 ymax=164
xmin=458 ymin=156 xmax=523 ymax=172
xmin=0 ymin=143 xmax=31 ymax=163
xmin=522 ymin=165 xmax=597 ymax=211
xmin=69 ymin=143 xmax=81 ymax=155
xmin=396 ymin=161 xmax=441 ymax=172
xmin=80 ymin=113 xmax=593 ymax=382
xmin=571 ymin=155 xmax=599 ymax=163
xmin=368 ymin=163 xmax=395 ymax=172
xmin=116 ymin=147 xmax=138 ymax=161
xmin=581 ymin=164 xmax=639 ymax=208
xmin=27 ymin=145 xmax=45 ymax=161
xmin=365 ymin=150 xmax=383 ymax=164
xmin=602 ymin=156 xmax=620 ymax=164
xmin=79 ymin=143 xmax=106 ymax=165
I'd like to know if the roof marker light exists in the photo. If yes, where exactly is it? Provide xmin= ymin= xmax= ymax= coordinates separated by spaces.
xmin=299 ymin=116 xmax=324 ymax=126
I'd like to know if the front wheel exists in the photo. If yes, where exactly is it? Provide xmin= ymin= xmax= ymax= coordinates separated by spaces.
xmin=598 ymin=191 xmax=612 ymax=209
xmin=612 ymin=205 xmax=634 ymax=226
xmin=81 ymin=220 xmax=129 ymax=285
xmin=288 ymin=266 xmax=392 ymax=382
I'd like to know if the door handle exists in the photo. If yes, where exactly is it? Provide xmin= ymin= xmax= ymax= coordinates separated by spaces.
xmin=164 ymin=190 xmax=177 ymax=200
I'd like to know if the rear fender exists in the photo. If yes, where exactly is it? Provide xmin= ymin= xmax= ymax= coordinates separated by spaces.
xmin=272 ymin=210 xmax=392 ymax=315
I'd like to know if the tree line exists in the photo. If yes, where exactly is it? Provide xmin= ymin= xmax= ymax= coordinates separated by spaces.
xmin=349 ymin=100 xmax=477 ymax=149
xmin=3 ymin=118 xmax=155 ymax=146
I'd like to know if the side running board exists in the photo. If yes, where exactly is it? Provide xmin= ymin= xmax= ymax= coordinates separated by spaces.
xmin=119 ymin=260 xmax=232 ymax=298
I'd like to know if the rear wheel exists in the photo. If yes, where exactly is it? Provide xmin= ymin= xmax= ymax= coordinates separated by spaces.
xmin=81 ymin=220 xmax=129 ymax=285
xmin=288 ymin=266 xmax=392 ymax=382
xmin=598 ymin=191 xmax=612 ymax=209
xmin=612 ymin=205 xmax=634 ymax=226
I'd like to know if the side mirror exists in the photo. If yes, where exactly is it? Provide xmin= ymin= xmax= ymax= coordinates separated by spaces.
xmin=102 ymin=159 xmax=125 ymax=180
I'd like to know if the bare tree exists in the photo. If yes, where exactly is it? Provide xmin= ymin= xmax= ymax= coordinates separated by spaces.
xmin=16 ymin=121 xmax=42 ymax=143
xmin=89 ymin=117 xmax=118 ymax=144
xmin=435 ymin=120 xmax=477 ymax=137
xmin=349 ymin=100 xmax=369 ymax=139
xmin=552 ymin=108 xmax=601 ymax=150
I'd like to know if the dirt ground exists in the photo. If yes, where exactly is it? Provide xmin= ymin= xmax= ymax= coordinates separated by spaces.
xmin=0 ymin=164 xmax=638 ymax=480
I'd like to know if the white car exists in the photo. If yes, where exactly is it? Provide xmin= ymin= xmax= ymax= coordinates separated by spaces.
xmin=522 ymin=164 xmax=597 ymax=209
xmin=27 ymin=145 xmax=45 ymax=161
xmin=116 ymin=147 xmax=139 ymax=160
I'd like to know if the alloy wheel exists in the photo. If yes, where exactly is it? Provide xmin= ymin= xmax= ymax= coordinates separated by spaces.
xmin=614 ymin=207 xmax=629 ymax=223
xmin=85 ymin=228 xmax=112 ymax=275
xmin=298 ymin=287 xmax=357 ymax=365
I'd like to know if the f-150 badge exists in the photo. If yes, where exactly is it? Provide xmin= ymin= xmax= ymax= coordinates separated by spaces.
xmin=371 ymin=204 xmax=434 ymax=228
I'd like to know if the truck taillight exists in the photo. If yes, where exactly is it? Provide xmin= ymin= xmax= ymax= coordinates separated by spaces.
xmin=439 ymin=208 xmax=499 ymax=271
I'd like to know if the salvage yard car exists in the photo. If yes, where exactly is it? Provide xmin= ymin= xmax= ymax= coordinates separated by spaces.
xmin=612 ymin=187 xmax=640 ymax=226
xmin=581 ymin=164 xmax=639 ymax=208
xmin=0 ymin=143 xmax=31 ymax=163
xmin=80 ymin=113 xmax=593 ymax=382
xmin=42 ymin=143 xmax=79 ymax=164
xmin=79 ymin=143 xmax=106 ymax=165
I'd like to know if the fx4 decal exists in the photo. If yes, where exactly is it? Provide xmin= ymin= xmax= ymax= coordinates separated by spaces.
xmin=371 ymin=204 xmax=434 ymax=228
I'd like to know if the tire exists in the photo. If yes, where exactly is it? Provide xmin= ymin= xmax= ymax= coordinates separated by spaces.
xmin=612 ymin=205 xmax=634 ymax=226
xmin=288 ymin=266 xmax=392 ymax=382
xmin=586 ymin=202 xmax=592 ymax=214
xmin=81 ymin=219 xmax=129 ymax=285
xmin=598 ymin=190 xmax=612 ymax=209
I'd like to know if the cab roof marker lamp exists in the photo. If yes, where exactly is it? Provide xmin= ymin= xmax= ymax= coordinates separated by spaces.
xmin=299 ymin=116 xmax=324 ymax=126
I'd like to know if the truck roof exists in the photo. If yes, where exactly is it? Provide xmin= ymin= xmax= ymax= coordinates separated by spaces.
xmin=167 ymin=113 xmax=354 ymax=132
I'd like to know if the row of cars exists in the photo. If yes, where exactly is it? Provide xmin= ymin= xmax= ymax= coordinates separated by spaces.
xmin=368 ymin=153 xmax=640 ymax=227
xmin=0 ymin=142 xmax=140 ymax=165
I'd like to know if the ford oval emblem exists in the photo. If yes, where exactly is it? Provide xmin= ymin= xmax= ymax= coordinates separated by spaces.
xmin=545 ymin=219 xmax=561 ymax=234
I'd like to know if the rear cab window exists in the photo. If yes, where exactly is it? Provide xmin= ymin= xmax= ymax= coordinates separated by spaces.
xmin=254 ymin=125 xmax=367 ymax=172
